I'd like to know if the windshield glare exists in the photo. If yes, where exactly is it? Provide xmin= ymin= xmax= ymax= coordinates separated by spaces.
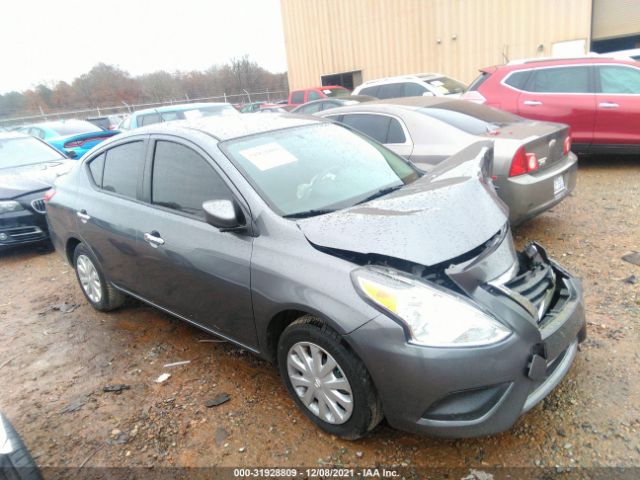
xmin=223 ymin=123 xmax=419 ymax=217
xmin=423 ymin=76 xmax=467 ymax=95
xmin=0 ymin=137 xmax=64 ymax=168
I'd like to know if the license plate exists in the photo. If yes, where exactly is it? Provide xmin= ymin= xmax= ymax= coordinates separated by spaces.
xmin=553 ymin=175 xmax=566 ymax=195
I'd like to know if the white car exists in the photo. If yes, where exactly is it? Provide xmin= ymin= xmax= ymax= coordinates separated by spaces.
xmin=606 ymin=48 xmax=640 ymax=61
xmin=352 ymin=73 xmax=467 ymax=99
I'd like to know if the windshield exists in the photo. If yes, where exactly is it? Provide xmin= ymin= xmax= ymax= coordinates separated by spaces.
xmin=223 ymin=123 xmax=419 ymax=217
xmin=323 ymin=88 xmax=351 ymax=98
xmin=418 ymin=103 xmax=524 ymax=135
xmin=423 ymin=76 xmax=467 ymax=95
xmin=48 ymin=122 xmax=102 ymax=136
xmin=0 ymin=137 xmax=64 ymax=168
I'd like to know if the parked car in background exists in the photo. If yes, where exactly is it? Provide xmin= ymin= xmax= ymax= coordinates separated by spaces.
xmin=287 ymin=86 xmax=351 ymax=106
xmin=0 ymin=412 xmax=42 ymax=479
xmin=462 ymin=57 xmax=640 ymax=154
xmin=86 ymin=114 xmax=126 ymax=131
xmin=239 ymin=101 xmax=267 ymax=113
xmin=256 ymin=105 xmax=289 ymax=113
xmin=353 ymin=74 xmax=467 ymax=99
xmin=0 ymin=132 xmax=73 ymax=249
xmin=318 ymin=97 xmax=577 ymax=225
xmin=117 ymin=102 xmax=239 ymax=130
xmin=607 ymin=48 xmax=640 ymax=61
xmin=16 ymin=120 xmax=119 ymax=159
xmin=291 ymin=95 xmax=376 ymax=114
xmin=47 ymin=114 xmax=585 ymax=439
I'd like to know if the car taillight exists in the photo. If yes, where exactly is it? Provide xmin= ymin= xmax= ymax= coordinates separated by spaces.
xmin=63 ymin=136 xmax=105 ymax=148
xmin=461 ymin=91 xmax=486 ymax=104
xmin=509 ymin=146 xmax=539 ymax=177
xmin=43 ymin=188 xmax=56 ymax=202
xmin=563 ymin=134 xmax=572 ymax=155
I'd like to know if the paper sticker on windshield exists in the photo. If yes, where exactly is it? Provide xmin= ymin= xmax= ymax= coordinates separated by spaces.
xmin=322 ymin=89 xmax=332 ymax=94
xmin=433 ymin=85 xmax=449 ymax=94
xmin=430 ymin=80 xmax=444 ymax=87
xmin=240 ymin=142 xmax=298 ymax=171
xmin=183 ymin=110 xmax=203 ymax=120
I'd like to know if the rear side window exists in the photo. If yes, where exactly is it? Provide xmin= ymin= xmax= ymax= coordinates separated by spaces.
xmin=404 ymin=82 xmax=427 ymax=96
xmin=503 ymin=71 xmax=531 ymax=90
xmin=87 ymin=153 xmax=105 ymax=186
xmin=291 ymin=91 xmax=305 ymax=103
xmin=528 ymin=66 xmax=591 ymax=93
xmin=377 ymin=83 xmax=403 ymax=99
xmin=359 ymin=85 xmax=379 ymax=98
xmin=297 ymin=103 xmax=323 ymax=114
xmin=307 ymin=90 xmax=322 ymax=101
xmin=340 ymin=114 xmax=406 ymax=144
xmin=139 ymin=113 xmax=162 ymax=126
xmin=102 ymin=141 xmax=145 ymax=198
xmin=598 ymin=66 xmax=640 ymax=94
xmin=151 ymin=141 xmax=232 ymax=218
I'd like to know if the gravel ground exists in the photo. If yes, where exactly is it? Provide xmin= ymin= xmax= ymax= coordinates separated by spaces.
xmin=0 ymin=156 xmax=638 ymax=476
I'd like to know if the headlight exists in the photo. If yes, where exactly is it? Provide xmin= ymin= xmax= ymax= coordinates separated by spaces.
xmin=0 ymin=201 xmax=24 ymax=214
xmin=352 ymin=266 xmax=511 ymax=347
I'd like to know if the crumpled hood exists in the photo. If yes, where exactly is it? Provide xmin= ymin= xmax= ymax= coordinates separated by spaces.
xmin=0 ymin=161 xmax=75 ymax=199
xmin=298 ymin=141 xmax=509 ymax=267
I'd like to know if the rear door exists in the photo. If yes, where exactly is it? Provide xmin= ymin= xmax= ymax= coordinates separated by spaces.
xmin=517 ymin=65 xmax=596 ymax=146
xmin=594 ymin=64 xmax=640 ymax=145
xmin=133 ymin=136 xmax=257 ymax=347
xmin=77 ymin=138 xmax=148 ymax=291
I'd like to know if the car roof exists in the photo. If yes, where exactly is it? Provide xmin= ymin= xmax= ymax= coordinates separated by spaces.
xmin=319 ymin=96 xmax=459 ymax=114
xmin=124 ymin=113 xmax=324 ymax=141
xmin=483 ymin=56 xmax=639 ymax=72
xmin=0 ymin=131 xmax=31 ymax=140
xmin=20 ymin=119 xmax=93 ymax=128
xmin=358 ymin=73 xmax=448 ymax=86
xmin=132 ymin=102 xmax=232 ymax=116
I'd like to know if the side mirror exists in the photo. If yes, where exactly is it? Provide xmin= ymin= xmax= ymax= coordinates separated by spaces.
xmin=66 ymin=150 xmax=78 ymax=159
xmin=202 ymin=199 xmax=246 ymax=232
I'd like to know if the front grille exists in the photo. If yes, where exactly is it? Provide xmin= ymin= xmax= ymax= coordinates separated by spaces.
xmin=31 ymin=198 xmax=46 ymax=214
xmin=504 ymin=245 xmax=556 ymax=322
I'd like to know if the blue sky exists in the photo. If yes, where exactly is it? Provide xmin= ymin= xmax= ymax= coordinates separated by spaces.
xmin=2 ymin=0 xmax=288 ymax=93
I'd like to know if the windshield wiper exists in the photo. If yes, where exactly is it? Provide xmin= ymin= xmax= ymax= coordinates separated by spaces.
xmin=283 ymin=209 xmax=336 ymax=219
xmin=356 ymin=185 xmax=403 ymax=205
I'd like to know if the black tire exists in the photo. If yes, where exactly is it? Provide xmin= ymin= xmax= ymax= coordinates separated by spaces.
xmin=277 ymin=315 xmax=383 ymax=440
xmin=73 ymin=242 xmax=125 ymax=312
xmin=0 ymin=414 xmax=42 ymax=480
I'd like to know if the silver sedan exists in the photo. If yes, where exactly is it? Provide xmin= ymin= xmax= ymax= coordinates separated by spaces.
xmin=317 ymin=97 xmax=578 ymax=225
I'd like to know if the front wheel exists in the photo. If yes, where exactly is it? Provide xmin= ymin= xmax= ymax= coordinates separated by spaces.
xmin=73 ymin=243 xmax=125 ymax=311
xmin=277 ymin=315 xmax=383 ymax=439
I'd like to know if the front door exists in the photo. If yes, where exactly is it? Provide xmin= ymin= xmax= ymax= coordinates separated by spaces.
xmin=133 ymin=137 xmax=257 ymax=347
xmin=594 ymin=64 xmax=640 ymax=145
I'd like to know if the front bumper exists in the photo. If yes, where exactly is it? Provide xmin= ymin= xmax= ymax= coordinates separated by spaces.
xmin=0 ymin=205 xmax=49 ymax=249
xmin=346 ymin=255 xmax=586 ymax=438
xmin=497 ymin=152 xmax=578 ymax=225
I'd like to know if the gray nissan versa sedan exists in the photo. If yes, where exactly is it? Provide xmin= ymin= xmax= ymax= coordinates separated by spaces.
xmin=46 ymin=114 xmax=586 ymax=439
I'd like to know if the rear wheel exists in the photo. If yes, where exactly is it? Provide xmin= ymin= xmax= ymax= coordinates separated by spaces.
xmin=277 ymin=315 xmax=383 ymax=439
xmin=73 ymin=243 xmax=124 ymax=311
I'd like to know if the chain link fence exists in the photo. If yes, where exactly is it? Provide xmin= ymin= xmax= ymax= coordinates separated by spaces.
xmin=0 ymin=89 xmax=289 ymax=128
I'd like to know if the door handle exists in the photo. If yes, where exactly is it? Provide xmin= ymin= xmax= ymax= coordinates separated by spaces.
xmin=76 ymin=210 xmax=91 ymax=223
xmin=523 ymin=100 xmax=543 ymax=106
xmin=599 ymin=102 xmax=619 ymax=108
xmin=144 ymin=231 xmax=165 ymax=247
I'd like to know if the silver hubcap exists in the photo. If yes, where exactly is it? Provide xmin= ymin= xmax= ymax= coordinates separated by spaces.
xmin=76 ymin=254 xmax=102 ymax=304
xmin=287 ymin=341 xmax=353 ymax=425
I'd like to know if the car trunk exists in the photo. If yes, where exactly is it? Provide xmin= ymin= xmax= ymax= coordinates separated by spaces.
xmin=485 ymin=122 xmax=570 ymax=171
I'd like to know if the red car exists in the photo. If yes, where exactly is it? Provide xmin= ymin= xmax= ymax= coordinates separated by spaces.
xmin=287 ymin=86 xmax=351 ymax=106
xmin=462 ymin=57 xmax=640 ymax=154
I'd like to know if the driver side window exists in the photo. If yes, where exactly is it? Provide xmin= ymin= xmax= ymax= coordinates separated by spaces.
xmin=151 ymin=141 xmax=233 ymax=219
